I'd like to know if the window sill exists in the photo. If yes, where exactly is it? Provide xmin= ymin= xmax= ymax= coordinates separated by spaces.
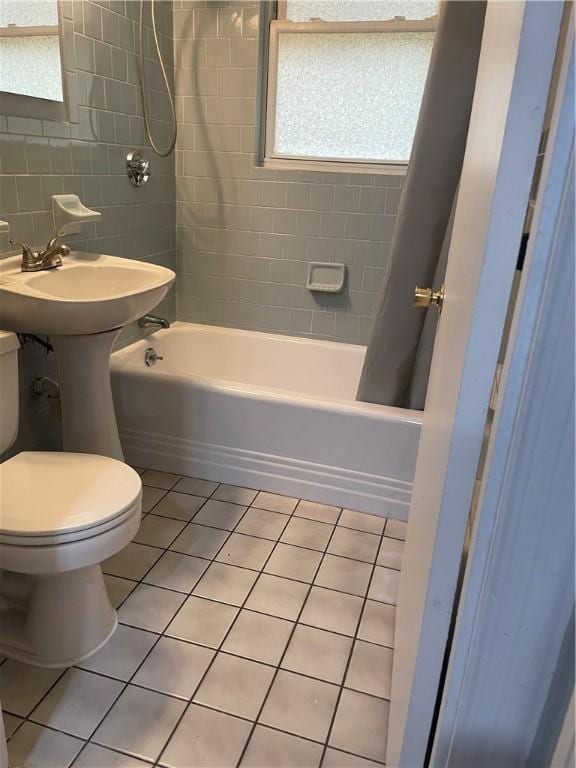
xmin=263 ymin=157 xmax=408 ymax=177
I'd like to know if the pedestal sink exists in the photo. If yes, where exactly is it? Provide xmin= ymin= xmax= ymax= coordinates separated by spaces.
xmin=0 ymin=251 xmax=175 ymax=460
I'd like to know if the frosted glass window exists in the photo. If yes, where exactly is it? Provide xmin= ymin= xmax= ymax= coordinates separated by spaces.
xmin=0 ymin=0 xmax=58 ymax=28
xmin=0 ymin=36 xmax=63 ymax=101
xmin=285 ymin=1 xmax=438 ymax=22
xmin=273 ymin=31 xmax=433 ymax=162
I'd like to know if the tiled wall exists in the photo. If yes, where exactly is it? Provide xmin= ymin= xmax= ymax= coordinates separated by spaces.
xmin=0 ymin=0 xmax=176 ymax=455
xmin=173 ymin=1 xmax=403 ymax=344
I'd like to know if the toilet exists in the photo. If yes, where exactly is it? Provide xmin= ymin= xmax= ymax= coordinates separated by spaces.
xmin=0 ymin=331 xmax=142 ymax=667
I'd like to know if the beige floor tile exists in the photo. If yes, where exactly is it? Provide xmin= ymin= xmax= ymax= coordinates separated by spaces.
xmin=144 ymin=551 xmax=209 ymax=593
xmin=357 ymin=601 xmax=396 ymax=648
xmin=384 ymin=519 xmax=407 ymax=540
xmin=8 ymin=722 xmax=83 ymax=768
xmin=0 ymin=660 xmax=64 ymax=716
xmin=213 ymin=484 xmax=258 ymax=505
xmin=216 ymin=533 xmax=275 ymax=570
xmin=194 ymin=653 xmax=275 ymax=719
xmin=327 ymin=528 xmax=380 ymax=564
xmin=329 ymin=690 xmax=389 ymax=763
xmin=133 ymin=637 xmax=214 ymax=699
xmin=93 ymin=685 xmax=186 ymax=763
xmin=159 ymin=703 xmax=251 ymax=768
xmin=280 ymin=517 xmax=334 ymax=551
xmin=314 ymin=554 xmax=372 ymax=597
xmin=240 ymin=725 xmax=323 ymax=767
xmin=72 ymin=743 xmax=151 ymax=767
xmin=368 ymin=567 xmax=400 ymax=605
xmin=253 ymin=491 xmax=298 ymax=514
xmin=281 ymin=625 xmax=352 ymax=684
xmin=2 ymin=713 xmax=22 ymax=738
xmin=142 ymin=485 xmax=167 ymax=513
xmin=173 ymin=476 xmax=219 ymax=497
xmin=31 ymin=668 xmax=123 ymax=739
xmin=222 ymin=609 xmax=294 ymax=665
xmin=245 ymin=574 xmax=309 ymax=620
xmin=118 ymin=583 xmax=185 ymax=632
xmin=377 ymin=537 xmax=404 ymax=570
xmin=236 ymin=507 xmax=289 ymax=540
xmin=170 ymin=523 xmax=230 ymax=559
xmin=103 ymin=542 xmax=162 ymax=580
xmin=294 ymin=500 xmax=341 ymax=524
xmin=193 ymin=561 xmax=258 ymax=606
xmin=78 ymin=625 xmax=157 ymax=681
xmin=259 ymin=670 xmax=339 ymax=742
xmin=193 ymin=499 xmax=247 ymax=530
xmin=338 ymin=509 xmax=386 ymax=536
xmin=300 ymin=587 xmax=363 ymax=636
xmin=165 ymin=596 xmax=238 ymax=648
xmin=104 ymin=575 xmax=137 ymax=609
xmin=345 ymin=641 xmax=393 ymax=699
xmin=323 ymin=747 xmax=384 ymax=767
xmin=133 ymin=515 xmax=186 ymax=548
xmin=150 ymin=491 xmax=206 ymax=521
xmin=142 ymin=470 xmax=180 ymax=490
xmin=264 ymin=543 xmax=323 ymax=583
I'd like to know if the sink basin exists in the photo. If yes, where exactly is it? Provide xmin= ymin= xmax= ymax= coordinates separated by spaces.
xmin=0 ymin=251 xmax=175 ymax=335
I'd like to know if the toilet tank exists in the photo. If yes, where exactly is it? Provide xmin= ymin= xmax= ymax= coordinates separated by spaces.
xmin=0 ymin=331 xmax=19 ymax=454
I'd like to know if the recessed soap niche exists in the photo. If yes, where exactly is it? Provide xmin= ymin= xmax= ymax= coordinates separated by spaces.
xmin=306 ymin=262 xmax=346 ymax=293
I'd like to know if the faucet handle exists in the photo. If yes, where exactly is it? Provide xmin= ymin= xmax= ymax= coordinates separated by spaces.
xmin=9 ymin=239 xmax=36 ymax=263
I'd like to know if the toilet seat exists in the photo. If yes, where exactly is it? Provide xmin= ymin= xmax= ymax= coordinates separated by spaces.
xmin=0 ymin=451 xmax=141 ymax=546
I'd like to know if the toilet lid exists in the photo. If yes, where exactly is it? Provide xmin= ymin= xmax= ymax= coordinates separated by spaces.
xmin=0 ymin=452 xmax=142 ymax=537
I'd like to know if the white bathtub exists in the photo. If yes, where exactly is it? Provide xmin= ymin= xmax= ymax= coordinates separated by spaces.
xmin=111 ymin=322 xmax=422 ymax=519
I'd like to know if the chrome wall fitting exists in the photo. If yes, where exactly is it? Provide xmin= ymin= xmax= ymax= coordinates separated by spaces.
xmin=127 ymin=151 xmax=150 ymax=186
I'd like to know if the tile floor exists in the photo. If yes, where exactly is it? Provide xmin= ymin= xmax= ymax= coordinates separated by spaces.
xmin=1 ymin=469 xmax=406 ymax=768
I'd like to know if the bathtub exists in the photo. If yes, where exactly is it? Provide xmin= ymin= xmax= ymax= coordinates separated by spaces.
xmin=111 ymin=322 xmax=422 ymax=519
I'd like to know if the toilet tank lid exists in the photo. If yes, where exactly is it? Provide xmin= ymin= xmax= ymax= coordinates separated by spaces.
xmin=0 ymin=331 xmax=19 ymax=356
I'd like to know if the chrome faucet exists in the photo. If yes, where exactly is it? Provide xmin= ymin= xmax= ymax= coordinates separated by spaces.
xmin=11 ymin=235 xmax=70 ymax=273
xmin=137 ymin=314 xmax=171 ymax=330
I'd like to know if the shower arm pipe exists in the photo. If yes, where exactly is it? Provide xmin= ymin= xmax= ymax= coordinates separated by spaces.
xmin=138 ymin=0 xmax=177 ymax=157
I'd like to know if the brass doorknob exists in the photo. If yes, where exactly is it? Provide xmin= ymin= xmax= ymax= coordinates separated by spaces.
xmin=413 ymin=284 xmax=445 ymax=311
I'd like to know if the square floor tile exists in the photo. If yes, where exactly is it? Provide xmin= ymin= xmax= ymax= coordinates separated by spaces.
xmin=170 ymin=523 xmax=230 ymax=559
xmin=142 ymin=470 xmax=180 ymax=490
xmin=165 ymin=596 xmax=238 ymax=648
xmin=194 ymin=652 xmax=275 ymax=719
xmin=103 ymin=542 xmax=162 ymax=580
xmin=259 ymin=669 xmax=339 ymax=742
xmin=235 ymin=507 xmax=288 ymax=541
xmin=134 ymin=515 xmax=186 ymax=548
xmin=368 ymin=566 xmax=400 ymax=605
xmin=174 ymin=476 xmax=219 ymax=497
xmin=281 ymin=624 xmax=352 ymax=684
xmin=339 ymin=509 xmax=386 ymax=536
xmin=2 ymin=712 xmax=22 ymax=738
xmin=72 ymin=743 xmax=151 ymax=767
xmin=193 ymin=561 xmax=258 ymax=606
xmin=329 ymin=689 xmax=389 ymax=763
xmin=93 ymin=685 xmax=186 ymax=763
xmin=280 ymin=517 xmax=334 ymax=551
xmin=118 ymin=583 xmax=185 ymax=632
xmin=345 ymin=641 xmax=393 ymax=699
xmin=104 ymin=575 xmax=137 ymax=609
xmin=264 ymin=543 xmax=322 ymax=583
xmin=144 ymin=551 xmax=209 ymax=592
xmin=294 ymin=499 xmax=340 ymax=524
xmin=357 ymin=601 xmax=396 ymax=648
xmin=377 ymin=536 xmax=404 ymax=570
xmin=240 ymin=725 xmax=323 ymax=767
xmin=314 ymin=554 xmax=372 ymax=597
xmin=216 ymin=533 xmax=275 ymax=570
xmin=31 ymin=668 xmax=123 ymax=739
xmin=193 ymin=499 xmax=247 ymax=530
xmin=245 ymin=574 xmax=308 ymax=621
xmin=142 ymin=485 xmax=167 ymax=513
xmin=300 ymin=587 xmax=363 ymax=636
xmin=151 ymin=491 xmax=206 ymax=521
xmin=159 ymin=703 xmax=251 ymax=768
xmin=8 ymin=722 xmax=83 ymax=768
xmin=384 ymin=519 xmax=407 ymax=540
xmin=222 ymin=610 xmax=293 ymax=665
xmin=0 ymin=660 xmax=64 ymax=716
xmin=213 ymin=484 xmax=258 ymax=505
xmin=327 ymin=528 xmax=380 ymax=563
xmin=253 ymin=491 xmax=298 ymax=514
xmin=323 ymin=747 xmax=383 ymax=767
xmin=133 ymin=637 xmax=214 ymax=699
xmin=78 ymin=625 xmax=157 ymax=681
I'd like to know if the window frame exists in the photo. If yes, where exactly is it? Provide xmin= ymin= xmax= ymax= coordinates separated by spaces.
xmin=263 ymin=7 xmax=437 ymax=175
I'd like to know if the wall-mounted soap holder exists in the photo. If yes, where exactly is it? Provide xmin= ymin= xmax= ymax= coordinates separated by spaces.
xmin=52 ymin=194 xmax=102 ymax=236
xmin=306 ymin=262 xmax=346 ymax=293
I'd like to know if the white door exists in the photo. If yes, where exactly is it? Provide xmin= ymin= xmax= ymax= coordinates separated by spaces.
xmin=387 ymin=3 xmax=566 ymax=766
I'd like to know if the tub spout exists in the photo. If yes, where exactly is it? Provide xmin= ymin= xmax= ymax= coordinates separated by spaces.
xmin=137 ymin=314 xmax=171 ymax=330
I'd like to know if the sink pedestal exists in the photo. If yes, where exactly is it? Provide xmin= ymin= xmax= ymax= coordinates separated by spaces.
xmin=52 ymin=328 xmax=124 ymax=461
